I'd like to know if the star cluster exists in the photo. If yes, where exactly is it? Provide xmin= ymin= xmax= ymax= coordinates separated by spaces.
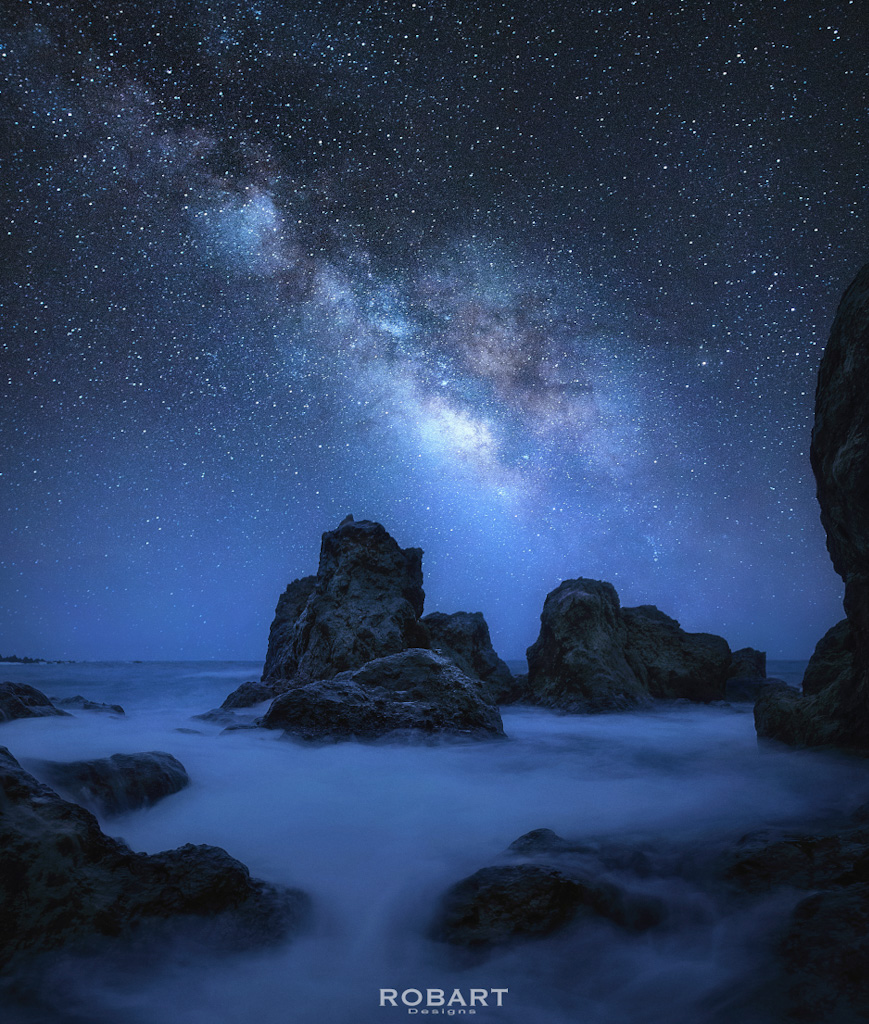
xmin=1 ymin=0 xmax=866 ymax=660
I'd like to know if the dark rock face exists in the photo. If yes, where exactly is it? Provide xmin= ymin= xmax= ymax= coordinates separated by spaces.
xmin=260 ymin=649 xmax=504 ymax=741
xmin=421 ymin=611 xmax=514 ymax=703
xmin=262 ymin=518 xmax=430 ymax=686
xmin=0 ymin=747 xmax=309 ymax=969
xmin=0 ymin=682 xmax=70 ymax=724
xmin=30 ymin=751 xmax=190 ymax=817
xmin=802 ymin=618 xmax=854 ymax=697
xmin=525 ymin=581 xmax=732 ymax=711
xmin=525 ymin=579 xmax=648 ymax=711
xmin=431 ymin=863 xmax=663 ymax=948
xmin=221 ymin=680 xmax=284 ymax=710
xmin=50 ymin=694 xmax=125 ymax=715
xmin=756 ymin=266 xmax=869 ymax=748
xmin=729 ymin=647 xmax=767 ymax=679
xmin=622 ymin=605 xmax=731 ymax=702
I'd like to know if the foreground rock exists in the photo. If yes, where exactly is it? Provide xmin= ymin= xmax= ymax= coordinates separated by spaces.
xmin=422 ymin=611 xmax=515 ymax=703
xmin=524 ymin=580 xmax=735 ymax=711
xmin=30 ymin=751 xmax=189 ymax=817
xmin=260 ymin=649 xmax=504 ymax=741
xmin=0 ymin=682 xmax=70 ymax=723
xmin=0 ymin=747 xmax=309 ymax=970
xmin=261 ymin=517 xmax=430 ymax=687
xmin=756 ymin=265 xmax=869 ymax=749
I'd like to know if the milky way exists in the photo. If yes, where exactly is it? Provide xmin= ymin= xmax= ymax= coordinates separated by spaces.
xmin=2 ymin=1 xmax=866 ymax=660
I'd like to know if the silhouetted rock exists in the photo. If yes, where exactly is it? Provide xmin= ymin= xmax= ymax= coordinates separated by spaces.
xmin=729 ymin=647 xmax=767 ymax=679
xmin=802 ymin=618 xmax=854 ymax=697
xmin=0 ymin=747 xmax=309 ymax=970
xmin=0 ymin=682 xmax=70 ymax=723
xmin=30 ymin=751 xmax=189 ymax=817
xmin=221 ymin=680 xmax=283 ymax=710
xmin=757 ymin=266 xmax=869 ymax=749
xmin=507 ymin=828 xmax=577 ymax=856
xmin=725 ymin=676 xmax=790 ymax=703
xmin=526 ymin=579 xmax=649 ymax=711
xmin=622 ymin=605 xmax=732 ymax=702
xmin=524 ymin=581 xmax=733 ymax=710
xmin=431 ymin=864 xmax=663 ymax=947
xmin=422 ymin=610 xmax=515 ymax=703
xmin=50 ymin=694 xmax=125 ymax=715
xmin=261 ymin=517 xmax=430 ymax=686
xmin=260 ymin=649 xmax=504 ymax=741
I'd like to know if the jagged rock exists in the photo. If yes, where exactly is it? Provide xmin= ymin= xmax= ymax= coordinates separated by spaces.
xmin=50 ymin=694 xmax=125 ymax=715
xmin=782 ymin=884 xmax=869 ymax=1021
xmin=261 ymin=518 xmax=430 ymax=686
xmin=260 ymin=576 xmax=317 ymax=685
xmin=802 ymin=618 xmax=854 ymax=697
xmin=0 ymin=682 xmax=70 ymax=723
xmin=430 ymin=864 xmax=663 ymax=947
xmin=525 ymin=579 xmax=649 ymax=711
xmin=729 ymin=647 xmax=767 ymax=679
xmin=622 ymin=605 xmax=732 ymax=702
xmin=260 ymin=649 xmax=504 ymax=741
xmin=422 ymin=610 xmax=515 ymax=703
xmin=759 ymin=266 xmax=869 ymax=749
xmin=221 ymin=680 xmax=283 ymax=710
xmin=0 ymin=747 xmax=309 ymax=969
xmin=30 ymin=751 xmax=190 ymax=817
xmin=524 ymin=582 xmax=732 ymax=711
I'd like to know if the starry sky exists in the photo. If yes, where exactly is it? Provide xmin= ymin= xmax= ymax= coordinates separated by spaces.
xmin=2 ymin=0 xmax=866 ymax=663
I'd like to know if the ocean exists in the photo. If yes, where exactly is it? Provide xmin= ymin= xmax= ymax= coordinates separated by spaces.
xmin=1 ymin=659 xmax=864 ymax=1024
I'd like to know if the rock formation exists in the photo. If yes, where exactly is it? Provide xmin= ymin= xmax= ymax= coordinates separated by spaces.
xmin=0 ymin=747 xmax=309 ymax=970
xmin=30 ymin=751 xmax=189 ymax=817
xmin=422 ymin=610 xmax=515 ymax=703
xmin=260 ymin=648 xmax=504 ymax=741
xmin=50 ymin=694 xmax=125 ymax=715
xmin=524 ymin=579 xmax=735 ymax=711
xmin=0 ymin=682 xmax=70 ymax=723
xmin=756 ymin=265 xmax=869 ymax=749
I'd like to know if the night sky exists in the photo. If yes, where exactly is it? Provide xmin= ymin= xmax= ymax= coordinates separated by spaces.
xmin=2 ymin=0 xmax=866 ymax=662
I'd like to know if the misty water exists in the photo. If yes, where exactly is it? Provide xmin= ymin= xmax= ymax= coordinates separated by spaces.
xmin=2 ymin=660 xmax=867 ymax=1024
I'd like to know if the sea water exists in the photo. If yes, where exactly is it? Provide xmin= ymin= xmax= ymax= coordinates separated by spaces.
xmin=0 ymin=660 xmax=865 ymax=1024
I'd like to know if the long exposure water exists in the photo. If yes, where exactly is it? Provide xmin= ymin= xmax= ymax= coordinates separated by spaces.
xmin=1 ymin=660 xmax=866 ymax=1024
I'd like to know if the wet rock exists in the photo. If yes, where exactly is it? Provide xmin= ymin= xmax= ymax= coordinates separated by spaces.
xmin=220 ymin=680 xmax=283 ymax=710
xmin=431 ymin=864 xmax=663 ymax=947
xmin=0 ymin=682 xmax=70 ymax=723
xmin=525 ymin=579 xmax=649 ymax=712
xmin=50 ymin=695 xmax=125 ymax=715
xmin=261 ymin=517 xmax=430 ymax=686
xmin=755 ymin=684 xmax=848 ymax=749
xmin=782 ymin=884 xmax=869 ymax=1021
xmin=622 ymin=605 xmax=732 ymax=702
xmin=422 ymin=611 xmax=515 ymax=704
xmin=0 ymin=747 xmax=310 ymax=970
xmin=30 ymin=751 xmax=189 ymax=817
xmin=260 ymin=649 xmax=504 ymax=741
xmin=507 ymin=828 xmax=578 ymax=856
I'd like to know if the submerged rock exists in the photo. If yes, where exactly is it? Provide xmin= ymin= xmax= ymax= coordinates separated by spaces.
xmin=422 ymin=610 xmax=515 ymax=703
xmin=30 ymin=751 xmax=189 ymax=817
xmin=524 ymin=581 xmax=734 ymax=711
xmin=431 ymin=863 xmax=663 ymax=948
xmin=757 ymin=265 xmax=869 ymax=749
xmin=261 ymin=517 xmax=430 ymax=686
xmin=0 ymin=682 xmax=70 ymax=723
xmin=50 ymin=694 xmax=125 ymax=715
xmin=260 ymin=648 xmax=504 ymax=741
xmin=0 ymin=747 xmax=310 ymax=970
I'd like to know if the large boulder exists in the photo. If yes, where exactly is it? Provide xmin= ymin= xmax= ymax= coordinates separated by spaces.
xmin=525 ymin=579 xmax=648 ymax=711
xmin=260 ymin=648 xmax=504 ymax=741
xmin=261 ymin=517 xmax=430 ymax=686
xmin=0 ymin=747 xmax=309 ymax=970
xmin=422 ymin=611 xmax=515 ymax=703
xmin=756 ymin=266 xmax=869 ymax=748
xmin=802 ymin=618 xmax=854 ymax=697
xmin=621 ymin=605 xmax=732 ymax=702
xmin=524 ymin=582 xmax=733 ymax=710
xmin=30 ymin=751 xmax=190 ymax=817
xmin=0 ymin=682 xmax=70 ymax=724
